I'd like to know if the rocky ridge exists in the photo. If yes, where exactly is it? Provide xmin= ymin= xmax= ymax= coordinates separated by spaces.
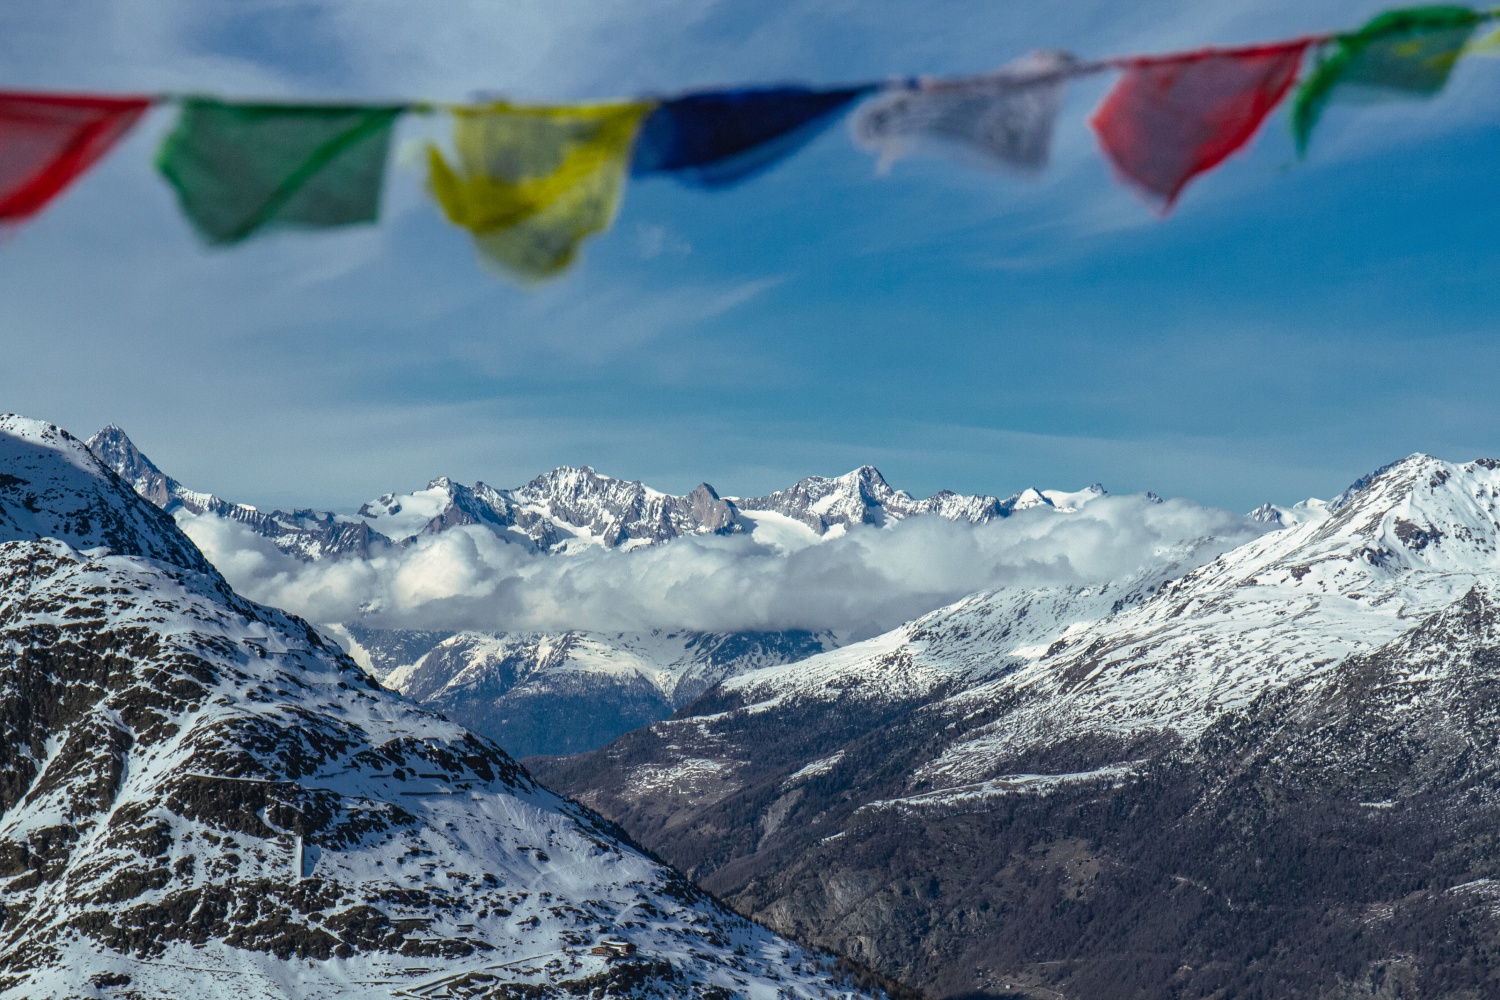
xmin=86 ymin=425 xmax=1103 ymax=560
xmin=0 ymin=416 xmax=878 ymax=1000
xmin=535 ymin=453 xmax=1500 ymax=999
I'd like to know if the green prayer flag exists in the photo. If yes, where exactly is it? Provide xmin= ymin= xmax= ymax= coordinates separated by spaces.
xmin=157 ymin=100 xmax=403 ymax=245
xmin=1292 ymin=6 xmax=1482 ymax=153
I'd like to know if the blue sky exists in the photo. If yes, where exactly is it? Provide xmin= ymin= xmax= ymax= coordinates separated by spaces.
xmin=2 ymin=0 xmax=1498 ymax=512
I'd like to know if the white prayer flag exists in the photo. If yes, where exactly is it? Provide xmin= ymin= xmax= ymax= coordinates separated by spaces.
xmin=853 ymin=51 xmax=1079 ymax=174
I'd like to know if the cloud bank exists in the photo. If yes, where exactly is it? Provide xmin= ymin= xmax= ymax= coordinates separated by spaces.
xmin=179 ymin=495 xmax=1266 ymax=638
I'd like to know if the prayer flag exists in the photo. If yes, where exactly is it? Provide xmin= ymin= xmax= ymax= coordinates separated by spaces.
xmin=1292 ymin=6 xmax=1482 ymax=153
xmin=0 ymin=92 xmax=150 ymax=223
xmin=157 ymin=100 xmax=403 ymax=245
xmin=427 ymin=101 xmax=652 ymax=281
xmin=852 ymin=52 xmax=1079 ymax=174
xmin=631 ymin=85 xmax=874 ymax=188
xmin=1091 ymin=41 xmax=1310 ymax=209
xmin=1464 ymin=24 xmax=1500 ymax=55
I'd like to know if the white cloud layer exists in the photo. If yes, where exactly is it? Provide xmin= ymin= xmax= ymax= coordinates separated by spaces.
xmin=178 ymin=495 xmax=1265 ymax=637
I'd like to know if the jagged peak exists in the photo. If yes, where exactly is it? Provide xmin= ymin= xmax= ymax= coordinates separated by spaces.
xmin=86 ymin=423 xmax=165 ymax=475
xmin=1256 ymin=453 xmax=1500 ymax=578
xmin=87 ymin=422 xmax=130 ymax=445
xmin=1010 ymin=487 xmax=1054 ymax=510
xmin=687 ymin=482 xmax=723 ymax=501
xmin=841 ymin=464 xmax=891 ymax=487
xmin=540 ymin=464 xmax=603 ymax=479
xmin=522 ymin=465 xmax=631 ymax=493
xmin=772 ymin=465 xmax=890 ymax=492
xmin=1328 ymin=453 xmax=1439 ymax=512
xmin=1248 ymin=502 xmax=1283 ymax=524
xmin=1248 ymin=498 xmax=1329 ymax=529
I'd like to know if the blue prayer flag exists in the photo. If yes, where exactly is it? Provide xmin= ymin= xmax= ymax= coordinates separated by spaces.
xmin=631 ymin=84 xmax=876 ymax=188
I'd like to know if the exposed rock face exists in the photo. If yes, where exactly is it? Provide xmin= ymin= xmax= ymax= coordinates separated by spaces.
xmin=536 ymin=454 xmax=1500 ymax=1000
xmin=384 ymin=629 xmax=837 ymax=759
xmin=0 ymin=417 xmax=876 ymax=1000
xmin=84 ymin=423 xmax=175 ymax=509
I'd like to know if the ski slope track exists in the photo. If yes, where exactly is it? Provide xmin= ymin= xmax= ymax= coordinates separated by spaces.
xmin=538 ymin=453 xmax=1500 ymax=999
xmin=0 ymin=416 xmax=877 ymax=1000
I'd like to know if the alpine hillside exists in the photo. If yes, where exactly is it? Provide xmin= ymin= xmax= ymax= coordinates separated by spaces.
xmin=384 ymin=629 xmax=837 ymax=759
xmin=0 ymin=415 xmax=880 ymax=1000
xmin=536 ymin=453 xmax=1500 ymax=1000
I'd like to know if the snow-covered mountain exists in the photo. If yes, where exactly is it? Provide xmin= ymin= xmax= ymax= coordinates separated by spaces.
xmin=86 ymin=425 xmax=386 ymax=560
xmin=385 ymin=629 xmax=837 ymax=758
xmin=86 ymin=425 xmax=1103 ymax=560
xmin=536 ymin=453 xmax=1500 ymax=999
xmin=86 ymin=425 xmax=1123 ymax=758
xmin=0 ymin=416 xmax=877 ymax=1000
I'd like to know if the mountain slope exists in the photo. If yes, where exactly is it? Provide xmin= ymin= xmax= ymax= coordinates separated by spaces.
xmin=3 ymin=418 xmax=213 ymax=575
xmin=0 ymin=416 xmax=875 ymax=1000
xmin=535 ymin=453 xmax=1500 ymax=999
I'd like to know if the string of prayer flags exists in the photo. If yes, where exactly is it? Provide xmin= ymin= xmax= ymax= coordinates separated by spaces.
xmin=1292 ymin=6 xmax=1482 ymax=153
xmin=427 ymin=100 xmax=652 ymax=281
xmin=631 ymin=84 xmax=875 ymax=188
xmin=0 ymin=92 xmax=150 ymax=222
xmin=1091 ymin=41 xmax=1311 ymax=210
xmin=852 ymin=51 xmax=1081 ymax=174
xmin=156 ymin=100 xmax=403 ymax=245
xmin=3 ymin=2 xmax=1498 ymax=277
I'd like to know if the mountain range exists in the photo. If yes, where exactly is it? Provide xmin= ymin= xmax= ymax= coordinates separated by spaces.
xmin=58 ymin=419 xmax=1500 ymax=995
xmin=0 ymin=415 xmax=880 ymax=1000
xmin=534 ymin=452 xmax=1500 ymax=999
xmin=86 ymin=425 xmax=1112 ymax=757
xmin=87 ymin=424 xmax=1103 ymax=561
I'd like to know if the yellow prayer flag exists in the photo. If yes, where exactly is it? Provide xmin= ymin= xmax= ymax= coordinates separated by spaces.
xmin=1463 ymin=25 xmax=1500 ymax=55
xmin=427 ymin=100 xmax=653 ymax=281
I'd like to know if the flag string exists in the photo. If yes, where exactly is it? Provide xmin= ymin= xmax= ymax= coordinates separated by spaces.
xmin=0 ymin=3 xmax=1495 ymax=282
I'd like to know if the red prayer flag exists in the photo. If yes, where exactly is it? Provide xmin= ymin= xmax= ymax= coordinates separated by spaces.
xmin=1091 ymin=41 xmax=1311 ymax=210
xmin=0 ymin=92 xmax=151 ymax=222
